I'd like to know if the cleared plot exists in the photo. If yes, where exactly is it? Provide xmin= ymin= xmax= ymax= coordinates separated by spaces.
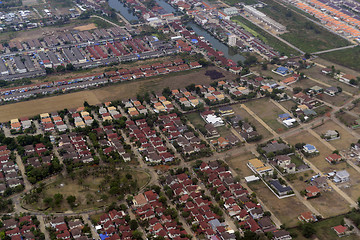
xmin=312 ymin=120 xmax=356 ymax=150
xmin=245 ymin=98 xmax=287 ymax=133
xmin=315 ymin=57 xmax=360 ymax=80
xmin=279 ymin=99 xmax=297 ymax=112
xmin=74 ymin=23 xmax=97 ymax=31
xmin=335 ymin=112 xmax=358 ymax=128
xmin=290 ymin=173 xmax=350 ymax=217
xmin=291 ymin=78 xmax=327 ymax=90
xmin=317 ymin=93 xmax=351 ymax=107
xmin=231 ymin=103 xmax=273 ymax=139
xmin=226 ymin=151 xmax=257 ymax=178
xmin=247 ymin=181 xmax=309 ymax=227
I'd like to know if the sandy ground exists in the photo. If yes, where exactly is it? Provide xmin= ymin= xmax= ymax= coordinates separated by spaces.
xmin=74 ymin=23 xmax=97 ymax=31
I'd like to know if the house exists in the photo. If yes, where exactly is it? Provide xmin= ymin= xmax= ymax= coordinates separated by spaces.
xmin=273 ymin=230 xmax=292 ymax=240
xmin=218 ymin=106 xmax=234 ymax=116
xmin=281 ymin=76 xmax=297 ymax=85
xmin=269 ymin=179 xmax=293 ymax=196
xmin=332 ymin=225 xmax=348 ymax=237
xmin=312 ymin=176 xmax=328 ymax=189
xmin=305 ymin=186 xmax=320 ymax=199
xmin=133 ymin=193 xmax=147 ymax=207
xmin=273 ymin=66 xmax=291 ymax=76
xmin=247 ymin=158 xmax=273 ymax=176
xmin=262 ymin=141 xmax=289 ymax=154
xmin=325 ymin=153 xmax=342 ymax=164
xmin=325 ymin=86 xmax=339 ymax=96
xmin=303 ymin=144 xmax=318 ymax=154
xmin=275 ymin=155 xmax=291 ymax=168
xmin=340 ymin=74 xmax=356 ymax=84
xmin=321 ymin=68 xmax=332 ymax=75
xmin=298 ymin=212 xmax=317 ymax=222
xmin=334 ymin=170 xmax=350 ymax=183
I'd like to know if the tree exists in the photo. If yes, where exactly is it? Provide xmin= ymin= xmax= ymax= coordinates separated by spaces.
xmin=304 ymin=53 xmax=311 ymax=59
xmin=53 ymin=193 xmax=63 ymax=206
xmin=132 ymin=230 xmax=142 ymax=240
xmin=301 ymin=223 xmax=316 ymax=238
xmin=43 ymin=197 xmax=53 ymax=206
xmin=66 ymin=195 xmax=76 ymax=207
xmin=130 ymin=219 xmax=138 ymax=230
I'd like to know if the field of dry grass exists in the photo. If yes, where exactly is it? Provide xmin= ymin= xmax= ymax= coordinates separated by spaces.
xmin=0 ymin=67 xmax=233 ymax=122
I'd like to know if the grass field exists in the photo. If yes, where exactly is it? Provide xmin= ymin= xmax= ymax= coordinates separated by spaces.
xmin=231 ymin=15 xmax=300 ymax=56
xmin=320 ymin=46 xmax=360 ymax=72
xmin=245 ymin=98 xmax=287 ymax=133
xmin=248 ymin=181 xmax=309 ymax=227
xmin=312 ymin=120 xmax=356 ymax=150
xmin=279 ymin=100 xmax=297 ymax=112
xmin=0 ymin=67 xmax=230 ymax=122
xmin=259 ymin=0 xmax=350 ymax=53
xmin=231 ymin=103 xmax=273 ymax=139
xmin=186 ymin=112 xmax=206 ymax=126
xmin=288 ymin=215 xmax=359 ymax=240
xmin=291 ymin=78 xmax=327 ymax=91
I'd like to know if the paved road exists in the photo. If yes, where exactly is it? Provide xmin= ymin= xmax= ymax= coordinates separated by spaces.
xmin=312 ymin=45 xmax=358 ymax=55
xmin=241 ymin=104 xmax=278 ymax=137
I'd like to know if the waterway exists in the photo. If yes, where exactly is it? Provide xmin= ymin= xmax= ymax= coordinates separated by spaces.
xmin=108 ymin=0 xmax=139 ymax=22
xmin=155 ymin=0 xmax=176 ymax=13
xmin=187 ymin=22 xmax=245 ymax=62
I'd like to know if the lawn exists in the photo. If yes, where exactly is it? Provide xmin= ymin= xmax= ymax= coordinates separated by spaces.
xmin=245 ymin=98 xmax=287 ymax=133
xmin=312 ymin=120 xmax=356 ymax=151
xmin=247 ymin=180 xmax=309 ymax=227
xmin=259 ymin=0 xmax=350 ymax=53
xmin=288 ymin=215 xmax=359 ymax=240
xmin=186 ymin=112 xmax=206 ymax=126
xmin=320 ymin=46 xmax=360 ymax=72
xmin=231 ymin=15 xmax=300 ymax=56
xmin=231 ymin=103 xmax=273 ymax=139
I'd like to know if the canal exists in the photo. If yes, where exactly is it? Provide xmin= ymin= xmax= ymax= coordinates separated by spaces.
xmin=187 ymin=22 xmax=245 ymax=63
xmin=108 ymin=0 xmax=139 ymax=22
xmin=155 ymin=0 xmax=176 ymax=13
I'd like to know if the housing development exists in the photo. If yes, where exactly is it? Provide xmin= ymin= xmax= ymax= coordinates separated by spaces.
xmin=0 ymin=0 xmax=360 ymax=240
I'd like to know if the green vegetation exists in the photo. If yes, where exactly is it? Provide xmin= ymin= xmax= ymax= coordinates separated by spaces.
xmin=91 ymin=17 xmax=113 ymax=29
xmin=320 ymin=46 xmax=360 ymax=72
xmin=48 ymin=0 xmax=73 ymax=8
xmin=259 ymin=0 xmax=350 ymax=52
xmin=231 ymin=15 xmax=300 ymax=56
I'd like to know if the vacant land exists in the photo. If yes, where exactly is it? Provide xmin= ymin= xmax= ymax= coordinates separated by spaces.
xmin=320 ymin=46 xmax=360 ymax=72
xmin=314 ymin=57 xmax=360 ymax=80
xmin=336 ymin=112 xmax=358 ymax=128
xmin=290 ymin=173 xmax=350 ymax=217
xmin=245 ymin=98 xmax=286 ymax=133
xmin=259 ymin=0 xmax=350 ymax=53
xmin=186 ymin=112 xmax=206 ymax=126
xmin=279 ymin=100 xmax=297 ymax=112
xmin=74 ymin=23 xmax=97 ymax=31
xmin=0 ymin=67 xmax=231 ymax=122
xmin=291 ymin=78 xmax=327 ymax=91
xmin=341 ymin=166 xmax=360 ymax=202
xmin=226 ymin=151 xmax=256 ymax=177
xmin=231 ymin=103 xmax=273 ymax=139
xmin=312 ymin=120 xmax=356 ymax=150
xmin=248 ymin=181 xmax=309 ymax=227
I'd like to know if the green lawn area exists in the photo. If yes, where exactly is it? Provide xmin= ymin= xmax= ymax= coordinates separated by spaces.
xmin=288 ymin=215 xmax=359 ymax=240
xmin=259 ymin=0 xmax=350 ymax=53
xmin=290 ymin=155 xmax=304 ymax=167
xmin=320 ymin=46 xmax=360 ymax=72
xmin=231 ymin=15 xmax=300 ymax=56
xmin=186 ymin=112 xmax=206 ymax=126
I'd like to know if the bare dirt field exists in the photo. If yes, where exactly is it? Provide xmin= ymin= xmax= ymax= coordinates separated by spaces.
xmin=244 ymin=98 xmax=287 ymax=134
xmin=340 ymin=166 xmax=360 ymax=202
xmin=315 ymin=58 xmax=360 ymax=84
xmin=290 ymin=173 xmax=350 ymax=217
xmin=317 ymin=93 xmax=352 ymax=107
xmin=247 ymin=181 xmax=309 ymax=227
xmin=74 ymin=23 xmax=97 ymax=31
xmin=312 ymin=120 xmax=356 ymax=150
xmin=291 ymin=78 xmax=327 ymax=91
xmin=231 ymin=103 xmax=273 ymax=139
xmin=279 ymin=99 xmax=297 ymax=112
xmin=226 ymin=151 xmax=256 ymax=177
xmin=0 ymin=67 xmax=233 ymax=122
